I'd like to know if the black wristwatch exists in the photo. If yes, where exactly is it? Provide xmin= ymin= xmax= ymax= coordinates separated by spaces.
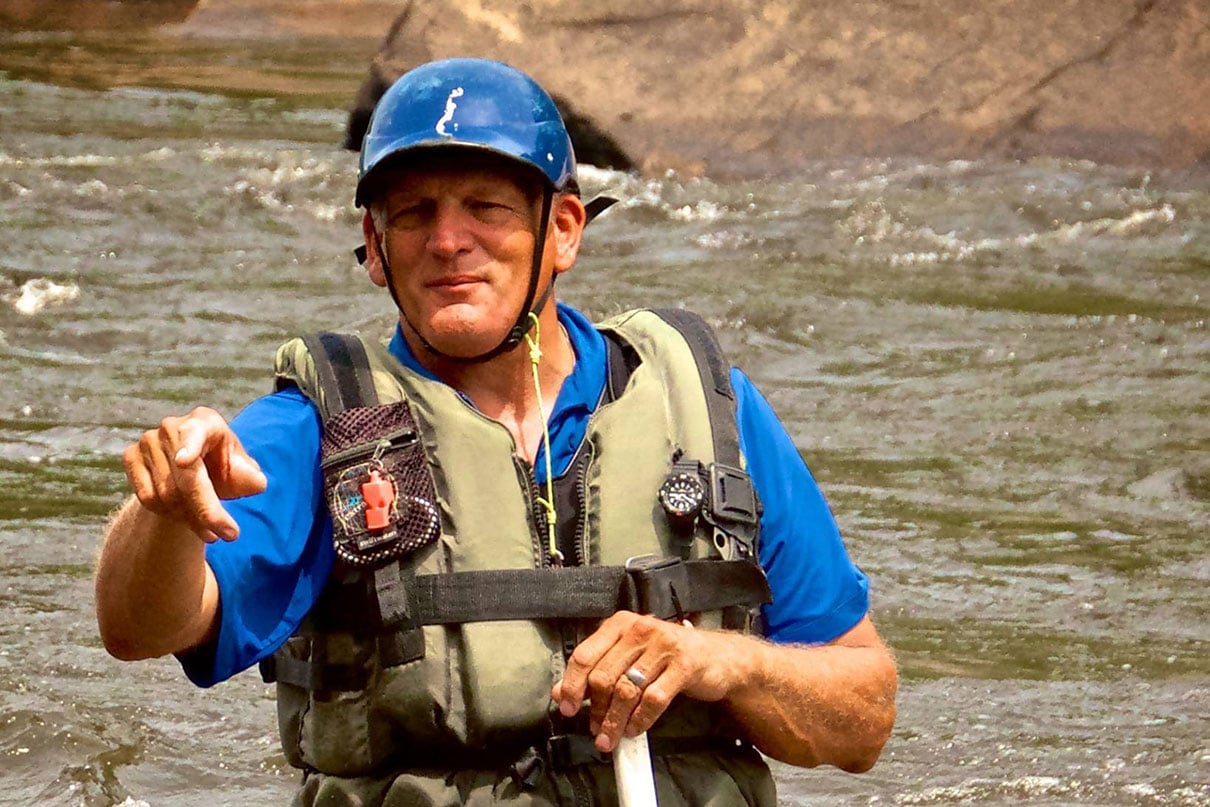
xmin=658 ymin=469 xmax=706 ymax=530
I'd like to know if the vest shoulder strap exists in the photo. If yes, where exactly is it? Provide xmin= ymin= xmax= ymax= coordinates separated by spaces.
xmin=275 ymin=331 xmax=379 ymax=417
xmin=648 ymin=308 xmax=741 ymax=468
xmin=617 ymin=309 xmax=759 ymax=557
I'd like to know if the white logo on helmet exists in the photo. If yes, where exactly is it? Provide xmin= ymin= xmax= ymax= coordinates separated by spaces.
xmin=435 ymin=87 xmax=465 ymax=137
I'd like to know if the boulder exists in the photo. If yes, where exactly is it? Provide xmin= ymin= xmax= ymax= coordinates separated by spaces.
xmin=38 ymin=0 xmax=1209 ymax=178
xmin=0 ymin=0 xmax=196 ymax=29
xmin=340 ymin=0 xmax=1210 ymax=177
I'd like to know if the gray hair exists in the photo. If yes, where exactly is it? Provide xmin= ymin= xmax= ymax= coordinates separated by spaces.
xmin=368 ymin=200 xmax=389 ymax=234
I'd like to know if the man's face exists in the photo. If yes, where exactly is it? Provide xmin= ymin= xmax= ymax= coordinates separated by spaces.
xmin=372 ymin=161 xmax=552 ymax=359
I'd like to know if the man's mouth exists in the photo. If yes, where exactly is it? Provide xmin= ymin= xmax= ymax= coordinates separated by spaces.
xmin=427 ymin=273 xmax=483 ymax=289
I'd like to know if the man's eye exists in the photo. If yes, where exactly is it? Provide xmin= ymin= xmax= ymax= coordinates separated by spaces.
xmin=470 ymin=200 xmax=516 ymax=221
xmin=388 ymin=205 xmax=427 ymax=226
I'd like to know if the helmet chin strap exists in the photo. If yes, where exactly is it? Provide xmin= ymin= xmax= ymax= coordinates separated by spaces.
xmin=375 ymin=186 xmax=556 ymax=365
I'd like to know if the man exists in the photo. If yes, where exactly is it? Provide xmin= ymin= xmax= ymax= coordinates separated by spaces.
xmin=95 ymin=58 xmax=896 ymax=805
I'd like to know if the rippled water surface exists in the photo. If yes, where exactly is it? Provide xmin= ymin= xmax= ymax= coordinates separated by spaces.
xmin=1 ymin=29 xmax=1208 ymax=807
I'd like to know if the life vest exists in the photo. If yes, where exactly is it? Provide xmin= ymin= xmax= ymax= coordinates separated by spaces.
xmin=261 ymin=308 xmax=776 ymax=806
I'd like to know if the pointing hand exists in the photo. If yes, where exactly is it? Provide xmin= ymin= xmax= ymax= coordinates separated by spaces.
xmin=123 ymin=406 xmax=267 ymax=542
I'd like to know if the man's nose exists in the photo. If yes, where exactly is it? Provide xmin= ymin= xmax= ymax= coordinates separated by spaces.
xmin=426 ymin=204 xmax=473 ymax=257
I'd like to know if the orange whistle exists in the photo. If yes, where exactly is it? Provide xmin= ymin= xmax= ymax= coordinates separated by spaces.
xmin=361 ymin=469 xmax=395 ymax=531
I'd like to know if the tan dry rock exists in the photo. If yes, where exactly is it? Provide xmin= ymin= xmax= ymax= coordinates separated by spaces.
xmin=14 ymin=0 xmax=1206 ymax=177
xmin=339 ymin=0 xmax=1210 ymax=176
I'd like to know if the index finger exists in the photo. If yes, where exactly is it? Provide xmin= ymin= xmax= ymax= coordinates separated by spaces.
xmin=556 ymin=616 xmax=628 ymax=717
xmin=174 ymin=453 xmax=239 ymax=541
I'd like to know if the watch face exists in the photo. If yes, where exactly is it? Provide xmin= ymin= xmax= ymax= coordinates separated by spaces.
xmin=659 ymin=472 xmax=705 ymax=519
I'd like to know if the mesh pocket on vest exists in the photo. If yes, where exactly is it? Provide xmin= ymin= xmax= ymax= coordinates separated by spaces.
xmin=321 ymin=401 xmax=439 ymax=568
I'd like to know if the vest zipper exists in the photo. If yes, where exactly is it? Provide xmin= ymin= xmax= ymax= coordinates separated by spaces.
xmin=319 ymin=427 xmax=419 ymax=470
xmin=571 ymin=446 xmax=591 ymax=567
xmin=515 ymin=457 xmax=561 ymax=568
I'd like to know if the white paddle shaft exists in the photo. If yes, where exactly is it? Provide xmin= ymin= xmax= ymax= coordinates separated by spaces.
xmin=613 ymin=732 xmax=658 ymax=806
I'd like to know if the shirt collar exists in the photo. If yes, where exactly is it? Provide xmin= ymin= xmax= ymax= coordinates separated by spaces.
xmin=386 ymin=302 xmax=607 ymax=418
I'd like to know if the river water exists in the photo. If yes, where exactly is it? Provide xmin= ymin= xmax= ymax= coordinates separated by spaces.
xmin=1 ymin=27 xmax=1208 ymax=807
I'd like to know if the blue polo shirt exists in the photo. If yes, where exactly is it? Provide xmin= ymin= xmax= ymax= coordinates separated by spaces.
xmin=182 ymin=304 xmax=868 ymax=686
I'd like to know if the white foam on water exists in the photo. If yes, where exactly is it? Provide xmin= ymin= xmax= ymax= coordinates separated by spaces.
xmin=843 ymin=193 xmax=1180 ymax=268
xmin=228 ymin=179 xmax=286 ymax=211
xmin=144 ymin=146 xmax=178 ymax=161
xmin=617 ymin=183 xmax=668 ymax=210
xmin=669 ymin=200 xmax=726 ymax=223
xmin=838 ymin=199 xmax=902 ymax=244
xmin=1022 ymin=204 xmax=1176 ymax=246
xmin=8 ymin=278 xmax=81 ymax=316
xmin=695 ymin=230 xmax=751 ymax=250
xmin=571 ymin=169 xmax=734 ymax=225
xmin=200 ymin=144 xmax=276 ymax=163
xmin=307 ymin=203 xmax=344 ymax=222
xmin=575 ymin=164 xmax=628 ymax=190
xmin=20 ymin=154 xmax=118 ymax=168
xmin=220 ymin=153 xmax=357 ymax=222
xmin=74 ymin=179 xmax=109 ymax=198
xmin=243 ymin=156 xmax=337 ymax=187
xmin=898 ymin=775 xmax=1073 ymax=804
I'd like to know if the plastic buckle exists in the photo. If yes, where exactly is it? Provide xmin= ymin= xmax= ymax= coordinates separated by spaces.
xmin=510 ymin=746 xmax=545 ymax=789
xmin=708 ymin=463 xmax=758 ymax=526
xmin=546 ymin=734 xmax=608 ymax=769
xmin=624 ymin=554 xmax=677 ymax=573
xmin=625 ymin=555 xmax=689 ymax=620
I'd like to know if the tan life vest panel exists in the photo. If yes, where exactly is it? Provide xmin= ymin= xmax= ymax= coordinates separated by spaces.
xmin=264 ymin=309 xmax=775 ymax=804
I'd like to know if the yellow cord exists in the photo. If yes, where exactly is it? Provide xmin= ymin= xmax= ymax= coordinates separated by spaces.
xmin=525 ymin=312 xmax=562 ymax=565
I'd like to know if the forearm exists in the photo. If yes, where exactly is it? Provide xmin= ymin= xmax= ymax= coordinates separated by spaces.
xmin=95 ymin=496 xmax=219 ymax=660
xmin=721 ymin=626 xmax=898 ymax=771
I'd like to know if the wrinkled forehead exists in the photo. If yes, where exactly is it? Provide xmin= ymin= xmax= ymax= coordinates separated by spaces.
xmin=366 ymin=148 xmax=544 ymax=207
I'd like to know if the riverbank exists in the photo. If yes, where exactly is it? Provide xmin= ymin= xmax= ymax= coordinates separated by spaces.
xmin=4 ymin=0 xmax=1205 ymax=177
xmin=3 ymin=0 xmax=1207 ymax=179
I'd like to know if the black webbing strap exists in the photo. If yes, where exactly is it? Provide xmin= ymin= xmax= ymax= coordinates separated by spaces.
xmin=415 ymin=566 xmax=626 ymax=623
xmin=300 ymin=331 xmax=379 ymax=417
xmin=623 ymin=556 xmax=771 ymax=622
xmin=412 ymin=559 xmax=770 ymax=626
xmin=416 ymin=561 xmax=769 ymax=624
xmin=260 ymin=630 xmax=426 ymax=691
xmin=374 ymin=564 xmax=415 ymax=627
xmin=281 ymin=331 xmax=428 ymax=686
xmin=292 ymin=559 xmax=771 ymax=634
xmin=584 ymin=195 xmax=619 ymax=223
xmin=260 ymin=651 xmax=364 ymax=691
xmin=649 ymin=308 xmax=760 ymax=556
xmin=650 ymin=308 xmax=741 ymax=467
xmin=264 ymin=558 xmax=774 ymax=691
xmin=603 ymin=332 xmax=640 ymax=402
xmin=261 ymin=558 xmax=771 ymax=691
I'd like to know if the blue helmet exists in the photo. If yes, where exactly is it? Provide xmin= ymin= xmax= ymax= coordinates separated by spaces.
xmin=355 ymin=58 xmax=577 ymax=208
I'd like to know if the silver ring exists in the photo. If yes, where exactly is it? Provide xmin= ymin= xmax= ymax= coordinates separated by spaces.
xmin=624 ymin=666 xmax=647 ymax=689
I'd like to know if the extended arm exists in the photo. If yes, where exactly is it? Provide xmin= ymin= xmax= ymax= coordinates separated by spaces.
xmin=711 ymin=615 xmax=897 ymax=770
xmin=95 ymin=407 xmax=265 ymax=660
xmin=552 ymin=612 xmax=897 ymax=772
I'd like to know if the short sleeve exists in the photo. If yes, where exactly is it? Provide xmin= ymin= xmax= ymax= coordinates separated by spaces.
xmin=177 ymin=387 xmax=335 ymax=687
xmin=732 ymin=368 xmax=869 ymax=645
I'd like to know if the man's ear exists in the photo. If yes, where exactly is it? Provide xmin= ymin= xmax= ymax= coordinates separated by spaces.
xmin=550 ymin=193 xmax=586 ymax=276
xmin=362 ymin=211 xmax=388 ymax=287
